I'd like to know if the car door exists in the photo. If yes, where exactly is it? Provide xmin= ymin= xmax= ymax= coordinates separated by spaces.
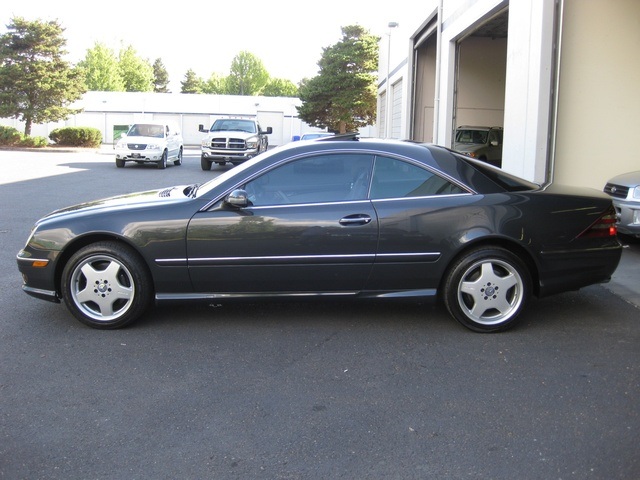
xmin=186 ymin=153 xmax=378 ymax=294
xmin=487 ymin=129 xmax=502 ymax=166
xmin=365 ymin=155 xmax=471 ymax=293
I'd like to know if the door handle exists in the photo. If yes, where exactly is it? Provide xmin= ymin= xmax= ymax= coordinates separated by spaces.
xmin=339 ymin=214 xmax=372 ymax=226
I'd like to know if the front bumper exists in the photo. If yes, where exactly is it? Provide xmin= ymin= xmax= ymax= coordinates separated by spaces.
xmin=201 ymin=148 xmax=257 ymax=161
xmin=115 ymin=148 xmax=163 ymax=161
xmin=612 ymin=199 xmax=640 ymax=236
xmin=17 ymin=252 xmax=60 ymax=303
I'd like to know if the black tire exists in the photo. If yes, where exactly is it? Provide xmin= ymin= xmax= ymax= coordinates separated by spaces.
xmin=61 ymin=241 xmax=153 ymax=329
xmin=174 ymin=148 xmax=183 ymax=166
xmin=158 ymin=150 xmax=167 ymax=169
xmin=443 ymin=247 xmax=530 ymax=333
xmin=201 ymin=155 xmax=212 ymax=171
xmin=116 ymin=159 xmax=125 ymax=168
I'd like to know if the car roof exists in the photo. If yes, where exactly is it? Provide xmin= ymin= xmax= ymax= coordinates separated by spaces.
xmin=456 ymin=126 xmax=502 ymax=131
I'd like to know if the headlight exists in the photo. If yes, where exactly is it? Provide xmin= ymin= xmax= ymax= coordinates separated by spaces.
xmin=116 ymin=140 xmax=126 ymax=149
xmin=246 ymin=136 xmax=258 ymax=148
xmin=201 ymin=138 xmax=209 ymax=147
xmin=632 ymin=186 xmax=640 ymax=199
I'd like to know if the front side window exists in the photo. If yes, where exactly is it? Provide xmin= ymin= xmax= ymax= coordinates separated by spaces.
xmin=370 ymin=156 xmax=465 ymax=199
xmin=488 ymin=130 xmax=501 ymax=145
xmin=244 ymin=154 xmax=374 ymax=206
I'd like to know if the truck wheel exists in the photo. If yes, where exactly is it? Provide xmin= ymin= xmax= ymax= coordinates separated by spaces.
xmin=201 ymin=156 xmax=212 ymax=171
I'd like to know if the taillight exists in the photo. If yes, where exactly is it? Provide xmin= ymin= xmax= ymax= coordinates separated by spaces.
xmin=578 ymin=206 xmax=618 ymax=238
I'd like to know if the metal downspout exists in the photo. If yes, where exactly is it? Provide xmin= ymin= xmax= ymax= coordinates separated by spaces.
xmin=433 ymin=0 xmax=443 ymax=144
xmin=547 ymin=0 xmax=565 ymax=185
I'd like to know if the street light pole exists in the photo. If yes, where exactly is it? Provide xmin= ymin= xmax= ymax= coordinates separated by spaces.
xmin=385 ymin=21 xmax=399 ymax=138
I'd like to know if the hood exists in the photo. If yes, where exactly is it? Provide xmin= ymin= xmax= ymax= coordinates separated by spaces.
xmin=607 ymin=170 xmax=640 ymax=187
xmin=207 ymin=130 xmax=256 ymax=139
xmin=41 ymin=185 xmax=192 ymax=221
xmin=453 ymin=143 xmax=482 ymax=154
xmin=120 ymin=135 xmax=165 ymax=144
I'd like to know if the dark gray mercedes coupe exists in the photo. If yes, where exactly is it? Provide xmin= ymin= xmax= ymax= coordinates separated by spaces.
xmin=17 ymin=137 xmax=622 ymax=332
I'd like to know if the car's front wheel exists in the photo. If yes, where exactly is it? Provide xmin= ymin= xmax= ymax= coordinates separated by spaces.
xmin=116 ymin=159 xmax=125 ymax=168
xmin=158 ymin=150 xmax=167 ymax=169
xmin=443 ymin=247 xmax=530 ymax=332
xmin=61 ymin=241 xmax=153 ymax=329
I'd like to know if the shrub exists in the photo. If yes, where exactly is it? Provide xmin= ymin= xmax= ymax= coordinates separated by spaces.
xmin=20 ymin=136 xmax=49 ymax=148
xmin=49 ymin=127 xmax=102 ymax=147
xmin=0 ymin=126 xmax=23 ymax=146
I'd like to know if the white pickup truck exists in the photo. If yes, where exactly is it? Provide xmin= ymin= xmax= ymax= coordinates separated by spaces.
xmin=199 ymin=117 xmax=272 ymax=170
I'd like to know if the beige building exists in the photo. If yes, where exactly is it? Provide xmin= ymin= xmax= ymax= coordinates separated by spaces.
xmin=379 ymin=0 xmax=640 ymax=190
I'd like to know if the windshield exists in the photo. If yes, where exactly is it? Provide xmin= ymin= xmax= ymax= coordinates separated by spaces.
xmin=194 ymin=149 xmax=282 ymax=198
xmin=455 ymin=129 xmax=488 ymax=145
xmin=211 ymin=119 xmax=257 ymax=133
xmin=128 ymin=124 xmax=165 ymax=138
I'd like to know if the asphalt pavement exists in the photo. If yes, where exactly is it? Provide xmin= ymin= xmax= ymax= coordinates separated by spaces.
xmin=1 ymin=147 xmax=638 ymax=480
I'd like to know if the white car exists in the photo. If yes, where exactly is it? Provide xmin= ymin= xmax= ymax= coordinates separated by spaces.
xmin=300 ymin=132 xmax=335 ymax=141
xmin=115 ymin=123 xmax=183 ymax=169
xmin=604 ymin=171 xmax=640 ymax=238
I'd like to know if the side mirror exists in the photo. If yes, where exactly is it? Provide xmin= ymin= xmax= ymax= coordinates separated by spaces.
xmin=226 ymin=189 xmax=249 ymax=208
xmin=199 ymin=124 xmax=206 ymax=133
xmin=264 ymin=127 xmax=273 ymax=135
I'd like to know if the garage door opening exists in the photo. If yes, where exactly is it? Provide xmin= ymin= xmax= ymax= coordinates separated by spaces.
xmin=453 ymin=9 xmax=509 ymax=165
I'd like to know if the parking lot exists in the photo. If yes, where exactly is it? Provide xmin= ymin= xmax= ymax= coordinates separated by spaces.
xmin=1 ymin=147 xmax=639 ymax=479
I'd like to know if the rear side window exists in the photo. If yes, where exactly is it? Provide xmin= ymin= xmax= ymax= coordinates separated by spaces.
xmin=370 ymin=156 xmax=465 ymax=199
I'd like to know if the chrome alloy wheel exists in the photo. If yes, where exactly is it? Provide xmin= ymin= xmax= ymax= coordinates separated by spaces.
xmin=456 ymin=258 xmax=524 ymax=325
xmin=69 ymin=254 xmax=135 ymax=322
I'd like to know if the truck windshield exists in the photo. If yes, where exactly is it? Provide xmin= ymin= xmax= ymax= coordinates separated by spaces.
xmin=455 ymin=129 xmax=488 ymax=144
xmin=211 ymin=120 xmax=257 ymax=133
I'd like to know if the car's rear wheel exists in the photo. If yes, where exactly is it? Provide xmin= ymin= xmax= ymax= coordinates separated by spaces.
xmin=158 ymin=150 xmax=167 ymax=169
xmin=174 ymin=148 xmax=183 ymax=166
xmin=443 ymin=247 xmax=530 ymax=332
xmin=61 ymin=241 xmax=153 ymax=329
xmin=201 ymin=155 xmax=212 ymax=170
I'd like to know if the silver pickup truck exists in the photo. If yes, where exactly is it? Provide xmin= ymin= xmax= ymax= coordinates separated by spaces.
xmin=199 ymin=118 xmax=272 ymax=170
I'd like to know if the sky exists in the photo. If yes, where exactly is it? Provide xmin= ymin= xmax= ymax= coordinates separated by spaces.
xmin=1 ymin=0 xmax=433 ymax=91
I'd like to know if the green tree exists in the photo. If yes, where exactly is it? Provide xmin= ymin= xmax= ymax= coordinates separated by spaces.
xmin=297 ymin=25 xmax=379 ymax=133
xmin=0 ymin=17 xmax=85 ymax=136
xmin=202 ymin=72 xmax=228 ymax=94
xmin=118 ymin=45 xmax=153 ymax=92
xmin=262 ymin=78 xmax=299 ymax=97
xmin=226 ymin=51 xmax=269 ymax=95
xmin=181 ymin=69 xmax=204 ymax=93
xmin=78 ymin=42 xmax=124 ymax=91
xmin=152 ymin=58 xmax=170 ymax=93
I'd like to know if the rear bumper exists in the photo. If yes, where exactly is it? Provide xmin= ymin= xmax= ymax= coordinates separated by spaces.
xmin=537 ymin=244 xmax=623 ymax=296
